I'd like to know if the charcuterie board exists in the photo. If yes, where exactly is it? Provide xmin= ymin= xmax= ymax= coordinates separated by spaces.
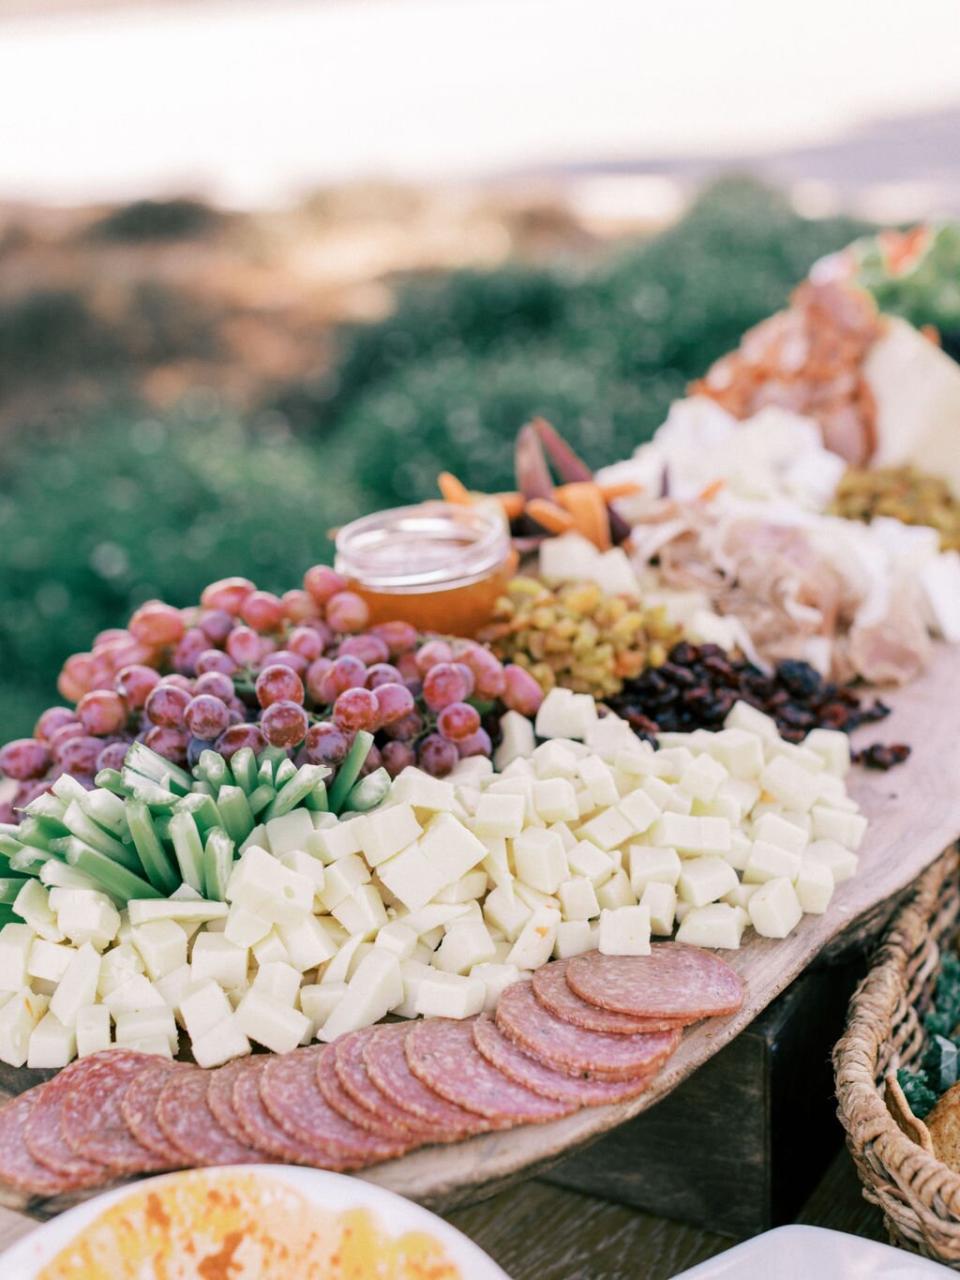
xmin=0 ymin=644 xmax=958 ymax=1225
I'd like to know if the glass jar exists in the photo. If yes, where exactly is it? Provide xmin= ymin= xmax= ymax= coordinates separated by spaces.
xmin=335 ymin=501 xmax=517 ymax=636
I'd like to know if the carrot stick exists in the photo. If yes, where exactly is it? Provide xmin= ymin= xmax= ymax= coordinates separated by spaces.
xmin=526 ymin=498 xmax=576 ymax=534
xmin=599 ymin=481 xmax=642 ymax=501
xmin=438 ymin=472 xmax=473 ymax=505
xmin=555 ymin=482 xmax=611 ymax=550
xmin=495 ymin=491 xmax=526 ymax=521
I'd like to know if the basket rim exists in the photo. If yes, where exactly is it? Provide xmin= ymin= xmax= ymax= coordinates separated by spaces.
xmin=834 ymin=845 xmax=960 ymax=1221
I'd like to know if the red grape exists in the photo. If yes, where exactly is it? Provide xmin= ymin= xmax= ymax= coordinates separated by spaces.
xmin=87 ymin=654 xmax=117 ymax=690
xmin=502 ymin=664 xmax=545 ymax=716
xmin=256 ymin=664 xmax=305 ymax=709
xmin=370 ymin=621 xmax=418 ymax=656
xmin=437 ymin=701 xmax=480 ymax=742
xmin=226 ymin=626 xmax=262 ymax=668
xmin=0 ymin=738 xmax=51 ymax=780
xmin=145 ymin=684 xmax=191 ymax=729
xmin=201 ymin=577 xmax=255 ymax=615
xmin=333 ymin=687 xmax=379 ymax=732
xmin=159 ymin=674 xmax=194 ymax=693
xmin=129 ymin=600 xmax=185 ymax=647
xmin=195 ymin=649 xmax=238 ymax=677
xmin=14 ymin=780 xmax=57 ymax=809
xmin=34 ymin=707 xmax=77 ymax=743
xmin=96 ymin=741 xmax=130 ymax=773
xmin=415 ymin=639 xmax=453 ymax=674
xmin=325 ymin=591 xmax=369 ymax=634
xmin=57 ymin=735 xmax=104 ymax=776
xmin=94 ymin=628 xmax=130 ymax=649
xmin=198 ymin=609 xmax=235 ymax=646
xmin=382 ymin=709 xmax=424 ymax=741
xmin=239 ymin=590 xmax=285 ymax=633
xmin=373 ymin=682 xmax=415 ymax=726
xmin=263 ymin=649 xmax=308 ymax=677
xmin=303 ymin=564 xmax=347 ymax=607
xmin=184 ymin=695 xmax=231 ymax=741
xmin=453 ymin=662 xmax=476 ymax=699
xmin=49 ymin=721 xmax=85 ymax=762
xmin=97 ymin=636 xmax=155 ymax=672
xmin=193 ymin=671 xmax=235 ymax=702
xmin=381 ymin=740 xmax=417 ymax=777
xmin=338 ymin=634 xmax=389 ymax=666
xmin=77 ymin=690 xmax=127 ymax=736
xmin=422 ymin=663 xmax=470 ymax=712
xmin=171 ymin=628 xmax=208 ymax=675
xmin=456 ymin=727 xmax=492 ymax=758
xmin=260 ymin=701 xmax=309 ymax=749
xmin=318 ymin=655 xmax=367 ymax=704
xmin=287 ymin=626 xmax=325 ymax=663
xmin=305 ymin=657 xmax=334 ymax=703
xmin=281 ymin=589 xmax=319 ymax=624
xmin=115 ymin=664 xmax=161 ymax=709
xmin=216 ymin=723 xmax=266 ymax=760
xmin=356 ymin=743 xmax=383 ymax=778
xmin=396 ymin=652 xmax=421 ymax=684
xmin=143 ymin=725 xmax=189 ymax=766
xmin=459 ymin=646 xmax=506 ymax=698
xmin=418 ymin=733 xmax=458 ymax=777
xmin=58 ymin=652 xmax=95 ymax=702
xmin=365 ymin=662 xmax=403 ymax=689
xmin=304 ymin=721 xmax=349 ymax=766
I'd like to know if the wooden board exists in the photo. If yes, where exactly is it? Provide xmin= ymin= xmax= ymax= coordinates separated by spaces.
xmin=1 ymin=644 xmax=958 ymax=1223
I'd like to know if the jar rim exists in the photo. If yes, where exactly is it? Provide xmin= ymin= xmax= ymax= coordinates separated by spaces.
xmin=335 ymin=501 xmax=511 ymax=593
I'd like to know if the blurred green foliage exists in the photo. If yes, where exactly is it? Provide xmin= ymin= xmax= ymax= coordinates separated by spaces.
xmin=0 ymin=179 xmax=871 ymax=738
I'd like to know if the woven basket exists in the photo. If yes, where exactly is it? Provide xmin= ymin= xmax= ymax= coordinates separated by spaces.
xmin=835 ymin=845 xmax=960 ymax=1265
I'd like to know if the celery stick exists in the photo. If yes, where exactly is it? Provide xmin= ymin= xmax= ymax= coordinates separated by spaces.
xmin=64 ymin=840 xmax=163 ymax=901
xmin=192 ymin=780 xmax=215 ymax=798
xmin=246 ymin=784 xmax=275 ymax=818
xmin=0 ymin=878 xmax=28 ymax=903
xmin=216 ymin=786 xmax=254 ymax=844
xmin=0 ymin=835 xmax=23 ymax=858
xmin=154 ymin=814 xmax=173 ymax=841
xmin=274 ymin=758 xmax=297 ymax=788
xmin=263 ymin=764 xmax=329 ymax=822
xmin=94 ymin=768 xmax=133 ymax=798
xmin=80 ymin=787 xmax=127 ymax=838
xmin=175 ymin=793 xmax=222 ymax=834
xmin=260 ymin=746 xmax=289 ymax=774
xmin=257 ymin=758 xmax=275 ymax=789
xmin=125 ymin=742 xmax=193 ymax=792
xmin=343 ymin=767 xmax=391 ymax=813
xmin=303 ymin=780 xmax=329 ymax=812
xmin=168 ymin=811 xmax=205 ymax=894
xmin=23 ymin=793 xmax=67 ymax=822
xmin=327 ymin=731 xmax=375 ymax=814
xmin=123 ymin=773 xmax=180 ymax=810
xmin=202 ymin=828 xmax=235 ymax=902
xmin=9 ymin=845 xmax=50 ymax=875
xmin=63 ymin=802 xmax=131 ymax=863
xmin=161 ymin=772 xmax=192 ymax=798
xmin=197 ymin=750 xmax=230 ymax=792
xmin=51 ymin=774 xmax=90 ymax=805
xmin=19 ymin=816 xmax=66 ymax=850
xmin=230 ymin=747 xmax=258 ymax=794
xmin=125 ymin=799 xmax=180 ymax=895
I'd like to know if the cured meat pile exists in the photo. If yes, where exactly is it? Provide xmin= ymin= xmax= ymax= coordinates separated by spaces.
xmin=0 ymin=945 xmax=742 ymax=1200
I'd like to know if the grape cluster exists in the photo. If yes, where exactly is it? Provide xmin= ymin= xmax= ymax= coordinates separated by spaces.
xmin=0 ymin=568 xmax=543 ymax=822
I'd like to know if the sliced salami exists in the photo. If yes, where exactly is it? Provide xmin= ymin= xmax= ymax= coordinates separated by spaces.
xmin=207 ymin=1058 xmax=267 ymax=1150
xmin=566 ymin=944 xmax=744 ymax=1021
xmin=362 ymin=1024 xmax=489 ymax=1139
xmin=156 ymin=1065 xmax=261 ymax=1166
xmin=120 ymin=1059 xmax=191 ymax=1164
xmin=333 ymin=1031 xmax=433 ymax=1140
xmin=61 ymin=1050 xmax=176 ymax=1175
xmin=260 ymin=1046 xmax=407 ymax=1169
xmin=405 ymin=1018 xmax=578 ymax=1125
xmin=496 ymin=981 xmax=681 ymax=1082
xmin=317 ymin=1043 xmax=417 ymax=1147
xmin=473 ymin=1013 xmax=656 ymax=1106
xmin=24 ymin=1059 xmax=111 ymax=1186
xmin=533 ymin=960 xmax=683 ymax=1035
xmin=231 ymin=1056 xmax=328 ymax=1166
xmin=0 ymin=1087 xmax=76 ymax=1198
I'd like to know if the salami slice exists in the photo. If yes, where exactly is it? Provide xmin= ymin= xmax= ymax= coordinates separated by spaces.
xmin=24 ymin=1059 xmax=111 ymax=1186
xmin=566 ymin=944 xmax=744 ymax=1021
xmin=260 ymin=1046 xmax=407 ymax=1169
xmin=0 ymin=1087 xmax=76 ymax=1197
xmin=472 ymin=1013 xmax=656 ymax=1106
xmin=533 ymin=960 xmax=683 ymax=1035
xmin=120 ymin=1059 xmax=190 ymax=1164
xmin=317 ymin=1043 xmax=417 ymax=1147
xmin=405 ymin=1018 xmax=578 ymax=1125
xmin=362 ymin=1024 xmax=489 ymax=1139
xmin=496 ymin=981 xmax=681 ymax=1082
xmin=231 ymin=1056 xmax=328 ymax=1166
xmin=207 ymin=1058 xmax=267 ymax=1150
xmin=333 ymin=1031 xmax=433 ymax=1140
xmin=61 ymin=1050 xmax=177 ymax=1175
xmin=156 ymin=1065 xmax=261 ymax=1166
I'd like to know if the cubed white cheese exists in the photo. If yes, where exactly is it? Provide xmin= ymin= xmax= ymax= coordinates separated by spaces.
xmin=469 ymin=962 xmax=522 ymax=1011
xmin=299 ymin=982 xmax=347 ymax=1028
xmin=234 ymin=989 xmax=310 ymax=1054
xmin=558 ymin=876 xmax=601 ymax=922
xmin=483 ymin=881 xmax=533 ymax=942
xmin=115 ymin=1006 xmax=178 ymax=1052
xmin=226 ymin=846 xmax=315 ymax=922
xmin=598 ymin=905 xmax=651 ymax=956
xmin=795 ymin=858 xmax=834 ymax=914
xmin=179 ymin=980 xmax=234 ymax=1040
xmin=567 ymin=840 xmax=616 ymax=887
xmin=642 ymin=777 xmax=693 ymax=815
xmin=278 ymin=913 xmax=341 ymax=970
xmin=721 ymin=829 xmax=753 ymax=873
xmin=744 ymin=840 xmax=803 ymax=885
xmin=706 ymin=728 xmax=765 ymax=779
xmin=585 ymin=712 xmax=638 ymax=761
xmin=678 ymin=856 xmax=739 ymax=907
xmin=127 ymin=899 xmax=228 ymax=926
xmin=317 ymin=949 xmax=403 ymax=1040
xmin=579 ymin=807 xmax=635 ymax=852
xmin=191 ymin=1015 xmax=251 ymax=1068
xmin=723 ymin=883 xmax=760 ymax=910
xmin=752 ymin=812 xmax=808 ymax=855
xmin=153 ymin=963 xmax=193 ymax=1014
xmin=50 ymin=943 xmax=101 ymax=1027
xmin=651 ymin=747 xmax=695 ymax=780
xmin=506 ymin=905 xmax=560 ymax=970
xmin=418 ymin=813 xmax=488 ymax=889
xmin=53 ymin=889 xmax=120 ymax=951
xmin=698 ymin=818 xmax=733 ymax=855
xmin=131 ymin=919 xmax=188 ymax=981
xmin=0 ymin=989 xmax=48 ymax=1068
xmin=648 ymin=813 xmax=702 ymax=853
xmin=494 ymin=710 xmax=537 ymax=769
xmin=389 ymin=767 xmax=457 ymax=813
xmin=191 ymin=934 xmax=248 ymax=988
xmin=102 ymin=973 xmax=165 ymax=1015
xmin=596 ymin=869 xmax=636 ymax=910
xmin=331 ymin=883 xmax=389 ymax=939
xmin=513 ymin=828 xmax=569 ymax=895
xmin=678 ymin=754 xmax=727 ymax=802
xmin=748 ymin=877 xmax=803 ymax=938
xmin=27 ymin=1011 xmax=76 ymax=1069
xmin=532 ymin=777 xmax=579 ymax=824
xmin=374 ymin=920 xmax=418 ymax=959
xmin=278 ymin=850 xmax=326 ymax=899
xmin=759 ymin=757 xmax=821 ymax=813
xmin=433 ymin=918 xmax=496 ymax=974
xmin=75 ymin=1004 xmax=112 ymax=1057
xmin=803 ymin=839 xmax=859 ymax=884
xmin=376 ymin=842 xmax=442 ymax=912
xmin=676 ymin=902 xmax=746 ymax=950
xmin=451 ymin=754 xmax=494 ymax=784
xmin=252 ymin=929 xmax=291 ymax=967
xmin=414 ymin=970 xmax=486 ymax=1020
xmin=554 ymin=920 xmax=596 ymax=958
xmin=264 ymin=808 xmax=315 ymax=856
xmin=354 ymin=802 xmax=422 ymax=867
xmin=617 ymin=788 xmax=661 ymax=835
xmin=724 ymin=701 xmax=780 ymax=742
xmin=628 ymin=845 xmax=681 ymax=895
xmin=27 ymin=938 xmax=74 ymax=985
xmin=532 ymin=739 xmax=580 ymax=779
xmin=434 ymin=870 xmax=488 ymax=904
xmin=577 ymin=755 xmax=620 ymax=808
xmin=535 ymin=687 xmax=597 ymax=741
xmin=316 ymin=854 xmax=371 ymax=911
xmin=810 ymin=806 xmax=867 ymax=851
xmin=641 ymin=881 xmax=677 ymax=935
xmin=306 ymin=820 xmax=361 ymax=864
xmin=12 ymin=881 xmax=63 ymax=943
xmin=803 ymin=729 xmax=851 ymax=777
xmin=224 ymin=905 xmax=272 ymax=950
xmin=251 ymin=960 xmax=302 ymax=1005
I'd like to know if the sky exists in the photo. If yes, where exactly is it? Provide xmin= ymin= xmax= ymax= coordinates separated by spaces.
xmin=0 ymin=0 xmax=958 ymax=207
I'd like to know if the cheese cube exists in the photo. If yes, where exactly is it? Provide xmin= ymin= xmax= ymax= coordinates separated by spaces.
xmin=317 ymin=950 xmax=403 ymax=1040
xmin=393 ymin=959 xmax=434 ymax=1019
xmin=306 ymin=821 xmax=361 ymax=864
xmin=264 ymin=808 xmax=315 ymax=856
xmin=706 ymin=728 xmax=765 ymax=779
xmin=115 ymin=1006 xmax=178 ymax=1052
xmin=507 ymin=906 xmax=560 ymax=970
xmin=469 ymin=962 xmax=522 ymax=1012
xmin=224 ymin=906 xmax=272 ymax=950
xmin=721 ymin=830 xmax=752 ymax=873
xmin=414 ymin=971 xmax=486 ymax=1020
xmin=483 ymin=882 xmax=533 ymax=941
xmin=102 ymin=973 xmax=165 ymax=1015
xmin=12 ymin=881 xmax=63 ymax=943
xmin=53 ymin=890 xmax=121 ymax=951
xmin=376 ymin=843 xmax=442 ymax=912
xmin=191 ymin=935 xmax=248 ymax=988
xmin=480 ymin=836 xmax=512 ymax=888
xmin=724 ymin=883 xmax=760 ymax=910
xmin=577 ymin=756 xmax=620 ymax=807
xmin=810 ymin=806 xmax=867 ymax=851
xmin=331 ymin=883 xmax=389 ymax=938
xmin=389 ymin=767 xmax=456 ymax=813
xmin=579 ymin=807 xmax=635 ymax=852
xmin=235 ymin=989 xmax=310 ymax=1054
xmin=27 ymin=939 xmax=74 ymax=985
xmin=676 ymin=902 xmax=746 ymax=950
xmin=759 ymin=757 xmax=821 ymax=813
xmin=795 ymin=858 xmax=834 ymax=914
xmin=679 ymin=754 xmax=727 ymax=802
xmin=641 ymin=882 xmax=677 ymax=935
xmin=585 ymin=712 xmax=637 ymax=761
xmin=252 ymin=960 xmax=302 ymax=1005
xmin=27 ymin=1011 xmax=76 ymax=1069
xmin=191 ymin=1015 xmax=251 ymax=1069
xmin=765 ymin=739 xmax=825 ymax=774
xmin=473 ymin=792 xmax=526 ymax=839
xmin=419 ymin=813 xmax=487 ymax=890
xmin=433 ymin=918 xmax=496 ymax=974
xmin=399 ymin=902 xmax=473 ymax=935
xmin=678 ymin=857 xmax=739 ymax=907
xmin=252 ymin=929 xmax=291 ymax=967
xmin=598 ymin=905 xmax=651 ymax=956
xmin=434 ymin=870 xmax=488 ymax=904
xmin=75 ymin=1004 xmax=111 ymax=1057
xmin=695 ymin=795 xmax=742 ymax=826
xmin=513 ymin=828 xmax=568 ymax=895
xmin=575 ymin=787 xmax=597 ymax=818
xmin=278 ymin=913 xmax=341 ymax=970
xmin=816 ymin=774 xmax=859 ymax=810
xmin=717 ymin=777 xmax=761 ymax=816
xmin=724 ymin=701 xmax=779 ymax=742
xmin=567 ymin=840 xmax=616 ymax=887
xmin=748 ymin=878 xmax=803 ymax=938
xmin=494 ymin=710 xmax=537 ymax=768
xmin=299 ymin=982 xmax=347 ymax=1028
xmin=554 ymin=920 xmax=596 ymax=958
xmin=123 ymin=1035 xmax=174 ymax=1059
xmin=698 ymin=818 xmax=733 ymax=855
xmin=596 ymin=869 xmax=636 ymax=910
xmin=226 ymin=846 xmax=315 ymax=923
xmin=744 ymin=840 xmax=803 ymax=885
xmin=535 ymin=687 xmax=596 ymax=741
xmin=803 ymin=729 xmax=851 ymax=777
xmin=313 ymin=853 xmax=370 ymax=912
xmin=550 ymin=822 xmax=577 ymax=853
xmin=451 ymin=754 xmax=494 ymax=784
xmin=628 ymin=845 xmax=681 ymax=895
xmin=374 ymin=920 xmax=418 ymax=959
xmin=532 ymin=739 xmax=580 ymax=779
xmin=649 ymin=813 xmax=702 ymax=853
xmin=804 ymin=839 xmax=859 ymax=884
xmin=50 ymin=943 xmax=101 ymax=1027
xmin=558 ymin=877 xmax=601 ymax=922
xmin=0 ymin=989 xmax=48 ymax=1067
xmin=514 ymin=882 xmax=559 ymax=913
xmin=127 ymin=900 xmax=228 ymax=926
xmin=752 ymin=812 xmax=808 ymax=855
xmin=131 ymin=919 xmax=188 ymax=981
xmin=533 ymin=778 xmax=579 ymax=824
xmin=354 ymin=802 xmax=422 ymax=867
xmin=179 ymin=980 xmax=233 ymax=1040
xmin=278 ymin=851 xmax=326 ymax=899
xmin=652 ymin=747 xmax=695 ymax=780
xmin=617 ymin=788 xmax=661 ymax=835
xmin=153 ymin=964 xmax=193 ymax=1014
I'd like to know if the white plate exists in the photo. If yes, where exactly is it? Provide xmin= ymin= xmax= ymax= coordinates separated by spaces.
xmin=0 ymin=1164 xmax=510 ymax=1279
xmin=674 ymin=1225 xmax=952 ymax=1278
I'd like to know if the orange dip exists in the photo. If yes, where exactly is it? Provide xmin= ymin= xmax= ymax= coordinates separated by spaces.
xmin=335 ymin=501 xmax=517 ymax=636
